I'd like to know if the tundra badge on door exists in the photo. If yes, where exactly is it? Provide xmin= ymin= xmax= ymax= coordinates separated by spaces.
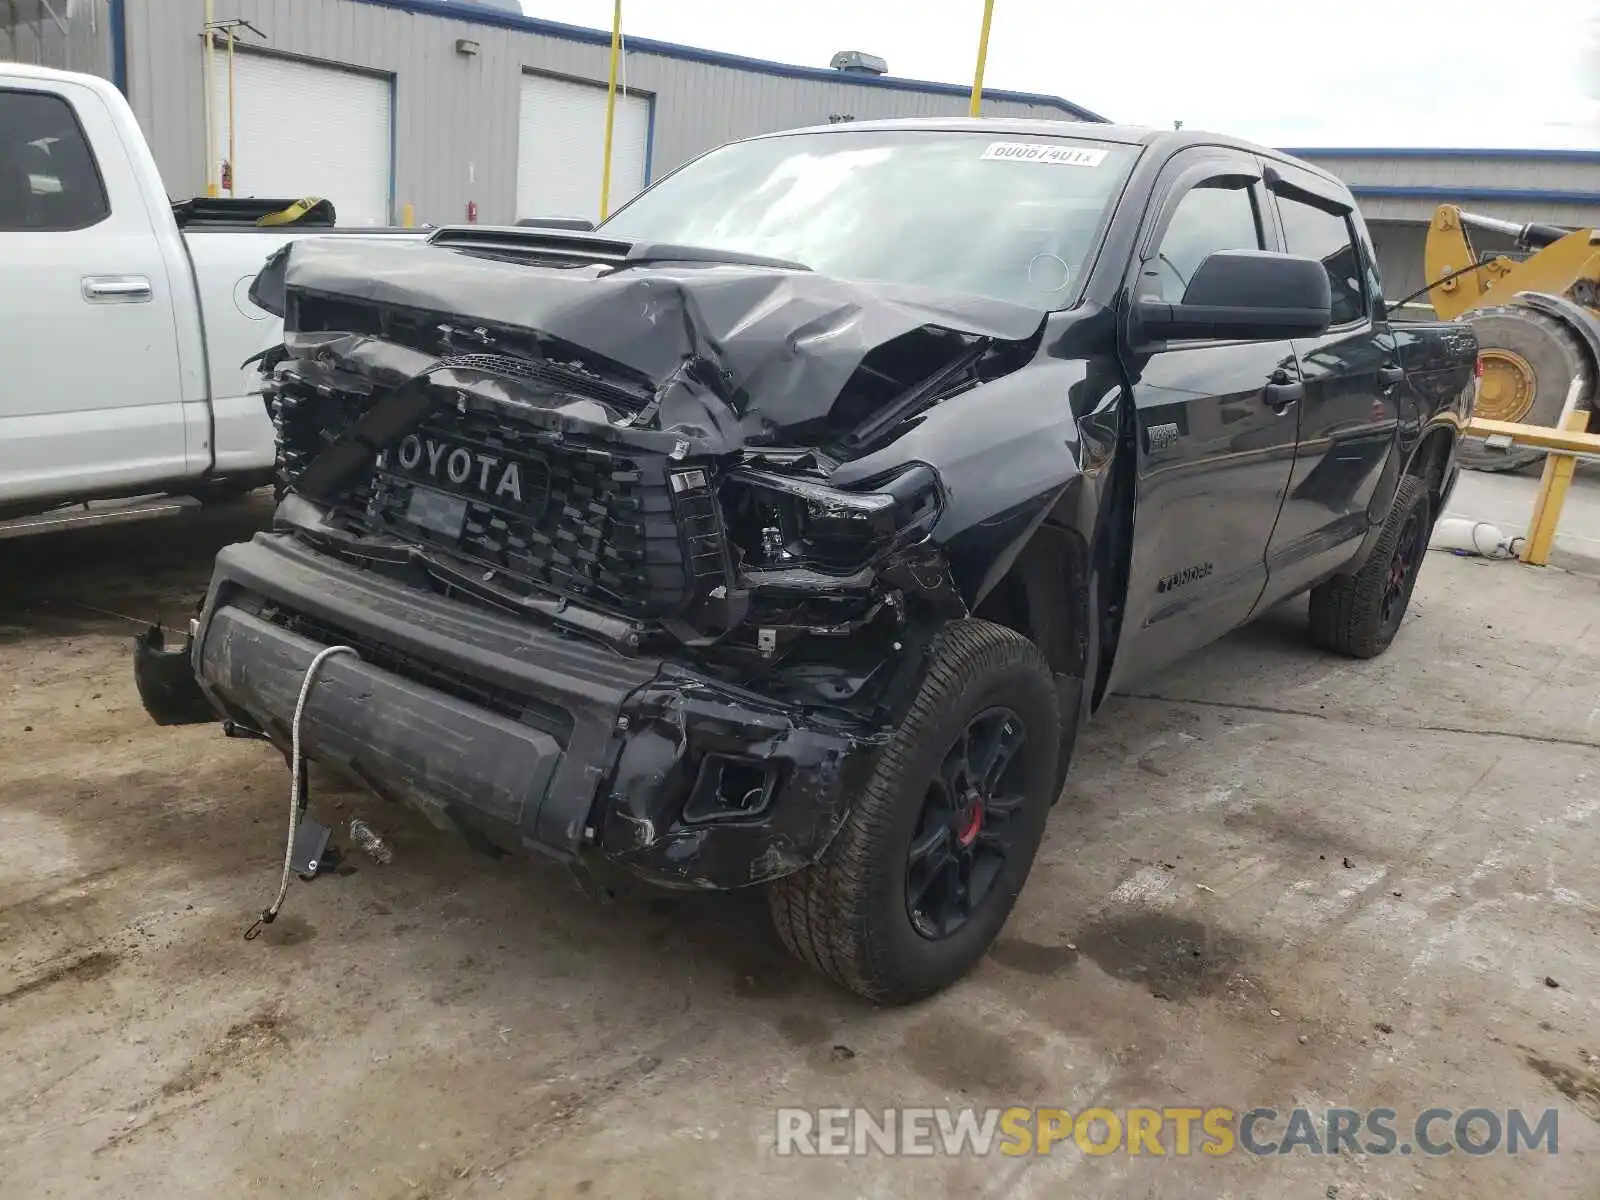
xmin=1158 ymin=562 xmax=1213 ymax=593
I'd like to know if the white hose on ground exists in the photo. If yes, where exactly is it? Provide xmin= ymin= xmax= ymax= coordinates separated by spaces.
xmin=246 ymin=643 xmax=359 ymax=939
xmin=1430 ymin=516 xmax=1523 ymax=560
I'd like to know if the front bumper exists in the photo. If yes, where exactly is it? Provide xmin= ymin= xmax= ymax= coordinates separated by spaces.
xmin=145 ymin=533 xmax=885 ymax=890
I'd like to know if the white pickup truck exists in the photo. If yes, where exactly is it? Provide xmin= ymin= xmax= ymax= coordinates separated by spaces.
xmin=0 ymin=63 xmax=415 ymax=534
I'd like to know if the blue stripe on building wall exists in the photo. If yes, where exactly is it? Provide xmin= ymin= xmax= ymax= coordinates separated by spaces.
xmin=1348 ymin=184 xmax=1600 ymax=205
xmin=1285 ymin=147 xmax=1600 ymax=164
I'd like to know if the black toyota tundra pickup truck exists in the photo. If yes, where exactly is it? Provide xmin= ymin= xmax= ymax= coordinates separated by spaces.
xmin=135 ymin=118 xmax=1478 ymax=1003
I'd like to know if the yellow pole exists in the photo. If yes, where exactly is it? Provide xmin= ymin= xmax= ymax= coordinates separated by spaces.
xmin=1519 ymin=406 xmax=1590 ymax=566
xmin=969 ymin=0 xmax=995 ymax=117
xmin=400 ymin=203 xmax=415 ymax=228
xmin=226 ymin=28 xmax=236 ymax=196
xmin=598 ymin=0 xmax=622 ymax=221
xmin=202 ymin=0 xmax=218 ymax=196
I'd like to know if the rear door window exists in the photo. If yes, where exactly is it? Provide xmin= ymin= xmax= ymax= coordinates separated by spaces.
xmin=0 ymin=88 xmax=110 ymax=232
xmin=1275 ymin=196 xmax=1366 ymax=326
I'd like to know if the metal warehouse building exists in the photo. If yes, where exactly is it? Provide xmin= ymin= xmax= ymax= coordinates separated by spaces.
xmin=1 ymin=0 xmax=1100 ymax=227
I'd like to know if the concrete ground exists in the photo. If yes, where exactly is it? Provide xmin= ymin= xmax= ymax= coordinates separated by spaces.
xmin=1445 ymin=463 xmax=1600 ymax=573
xmin=1 ymin=501 xmax=1597 ymax=1199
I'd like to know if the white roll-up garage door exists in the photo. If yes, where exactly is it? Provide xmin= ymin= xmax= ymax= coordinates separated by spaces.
xmin=517 ymin=73 xmax=650 ymax=223
xmin=209 ymin=52 xmax=392 ymax=227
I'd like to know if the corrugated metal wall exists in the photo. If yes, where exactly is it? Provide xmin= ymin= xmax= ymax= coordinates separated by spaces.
xmin=1287 ymin=149 xmax=1600 ymax=309
xmin=1290 ymin=150 xmax=1600 ymax=227
xmin=0 ymin=0 xmax=111 ymax=76
xmin=1300 ymin=151 xmax=1600 ymax=195
xmin=122 ymin=0 xmax=1084 ymax=226
xmin=1354 ymin=195 xmax=1600 ymax=227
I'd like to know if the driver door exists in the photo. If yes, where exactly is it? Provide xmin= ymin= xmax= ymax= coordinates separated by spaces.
xmin=1107 ymin=148 xmax=1303 ymax=691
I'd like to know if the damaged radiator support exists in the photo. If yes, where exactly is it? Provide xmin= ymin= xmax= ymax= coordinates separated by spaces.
xmin=268 ymin=353 xmax=736 ymax=644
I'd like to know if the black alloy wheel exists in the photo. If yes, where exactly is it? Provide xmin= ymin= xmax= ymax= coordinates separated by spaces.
xmin=905 ymin=707 xmax=1029 ymax=940
xmin=1307 ymin=474 xmax=1433 ymax=659
xmin=1380 ymin=505 xmax=1427 ymax=637
xmin=768 ymin=619 xmax=1061 ymax=1004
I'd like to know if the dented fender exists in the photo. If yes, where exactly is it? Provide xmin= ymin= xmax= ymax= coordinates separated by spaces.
xmin=831 ymin=354 xmax=1100 ymax=611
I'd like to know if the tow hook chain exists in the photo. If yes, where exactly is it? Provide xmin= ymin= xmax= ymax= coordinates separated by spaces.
xmin=243 ymin=644 xmax=359 ymax=940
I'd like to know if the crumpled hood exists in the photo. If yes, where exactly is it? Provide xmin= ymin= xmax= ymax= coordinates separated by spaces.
xmin=251 ymin=236 xmax=1046 ymax=444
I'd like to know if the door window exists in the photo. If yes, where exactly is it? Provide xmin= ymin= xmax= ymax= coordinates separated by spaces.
xmin=1141 ymin=180 xmax=1263 ymax=302
xmin=0 ymin=89 xmax=110 ymax=232
xmin=1276 ymin=196 xmax=1366 ymax=326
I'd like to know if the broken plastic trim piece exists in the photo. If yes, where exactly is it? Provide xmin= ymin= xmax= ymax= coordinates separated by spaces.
xmin=132 ymin=625 xmax=217 ymax=726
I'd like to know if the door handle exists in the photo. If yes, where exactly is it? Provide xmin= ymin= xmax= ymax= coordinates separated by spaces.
xmin=82 ymin=275 xmax=153 ymax=304
xmin=1264 ymin=381 xmax=1303 ymax=411
xmin=1379 ymin=364 xmax=1405 ymax=386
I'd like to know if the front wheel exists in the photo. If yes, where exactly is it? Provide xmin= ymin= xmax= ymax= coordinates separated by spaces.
xmin=768 ymin=620 xmax=1060 ymax=1004
xmin=1307 ymin=474 xmax=1431 ymax=658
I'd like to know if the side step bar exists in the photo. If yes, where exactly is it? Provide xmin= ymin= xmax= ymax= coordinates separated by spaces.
xmin=0 ymin=495 xmax=201 ymax=541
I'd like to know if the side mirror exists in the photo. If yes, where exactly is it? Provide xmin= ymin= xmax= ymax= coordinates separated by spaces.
xmin=1135 ymin=249 xmax=1332 ymax=343
xmin=515 ymin=216 xmax=596 ymax=231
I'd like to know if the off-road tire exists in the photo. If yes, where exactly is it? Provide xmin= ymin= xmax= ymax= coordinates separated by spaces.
xmin=1456 ymin=304 xmax=1591 ymax=473
xmin=768 ymin=620 xmax=1060 ymax=1004
xmin=1307 ymin=475 xmax=1431 ymax=658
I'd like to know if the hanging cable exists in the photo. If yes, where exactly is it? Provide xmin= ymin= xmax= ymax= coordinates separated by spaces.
xmin=244 ymin=644 xmax=359 ymax=940
xmin=1388 ymin=262 xmax=1498 ymax=313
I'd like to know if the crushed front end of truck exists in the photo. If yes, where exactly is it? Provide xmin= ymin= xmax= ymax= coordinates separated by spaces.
xmin=135 ymin=228 xmax=1047 ymax=890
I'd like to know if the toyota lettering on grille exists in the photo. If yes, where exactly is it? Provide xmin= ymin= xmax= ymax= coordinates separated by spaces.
xmin=395 ymin=433 xmax=526 ymax=500
xmin=380 ymin=431 xmax=552 ymax=513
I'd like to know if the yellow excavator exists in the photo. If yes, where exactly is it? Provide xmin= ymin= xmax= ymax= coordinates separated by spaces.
xmin=1422 ymin=204 xmax=1600 ymax=471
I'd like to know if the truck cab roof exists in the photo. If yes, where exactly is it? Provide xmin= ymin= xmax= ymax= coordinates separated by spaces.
xmin=751 ymin=115 xmax=1348 ymax=193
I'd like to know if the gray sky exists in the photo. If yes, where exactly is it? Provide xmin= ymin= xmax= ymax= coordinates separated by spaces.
xmin=520 ymin=0 xmax=1600 ymax=148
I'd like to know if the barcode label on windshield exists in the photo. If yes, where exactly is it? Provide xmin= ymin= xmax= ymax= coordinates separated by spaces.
xmin=981 ymin=141 xmax=1107 ymax=167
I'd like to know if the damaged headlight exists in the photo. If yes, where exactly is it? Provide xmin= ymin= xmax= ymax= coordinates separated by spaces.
xmin=720 ymin=463 xmax=943 ymax=573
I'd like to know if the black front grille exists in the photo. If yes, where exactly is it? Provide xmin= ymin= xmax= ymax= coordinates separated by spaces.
xmin=365 ymin=408 xmax=691 ymax=614
xmin=271 ymin=358 xmax=728 ymax=620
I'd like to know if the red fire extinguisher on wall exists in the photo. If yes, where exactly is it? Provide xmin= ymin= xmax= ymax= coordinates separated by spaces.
xmin=466 ymin=200 xmax=478 ymax=224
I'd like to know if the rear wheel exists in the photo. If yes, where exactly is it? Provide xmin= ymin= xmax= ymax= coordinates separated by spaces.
xmin=1307 ymin=475 xmax=1431 ymax=658
xmin=768 ymin=620 xmax=1060 ymax=1004
xmin=1455 ymin=304 xmax=1592 ymax=473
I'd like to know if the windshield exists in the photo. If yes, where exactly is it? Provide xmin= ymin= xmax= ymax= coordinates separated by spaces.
xmin=600 ymin=130 xmax=1138 ymax=310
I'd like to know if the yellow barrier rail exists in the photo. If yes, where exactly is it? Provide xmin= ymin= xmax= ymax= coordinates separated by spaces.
xmin=1464 ymin=408 xmax=1599 ymax=566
